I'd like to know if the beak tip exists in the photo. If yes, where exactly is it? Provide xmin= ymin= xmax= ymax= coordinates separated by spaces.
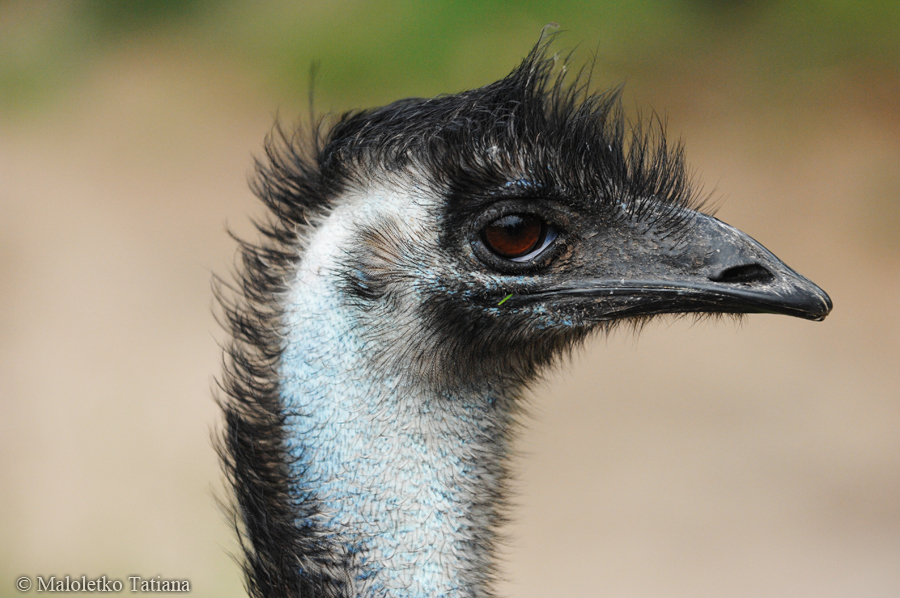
xmin=811 ymin=288 xmax=833 ymax=321
xmin=789 ymin=279 xmax=832 ymax=321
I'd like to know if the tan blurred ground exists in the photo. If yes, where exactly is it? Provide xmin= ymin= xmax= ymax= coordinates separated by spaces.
xmin=2 ymin=18 xmax=899 ymax=598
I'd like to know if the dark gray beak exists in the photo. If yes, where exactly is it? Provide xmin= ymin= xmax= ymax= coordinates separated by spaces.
xmin=687 ymin=214 xmax=832 ymax=320
xmin=520 ymin=212 xmax=832 ymax=322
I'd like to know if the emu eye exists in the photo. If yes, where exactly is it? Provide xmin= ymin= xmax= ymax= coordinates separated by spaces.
xmin=482 ymin=214 xmax=555 ymax=261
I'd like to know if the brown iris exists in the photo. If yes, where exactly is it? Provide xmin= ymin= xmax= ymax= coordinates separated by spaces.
xmin=483 ymin=214 xmax=545 ymax=259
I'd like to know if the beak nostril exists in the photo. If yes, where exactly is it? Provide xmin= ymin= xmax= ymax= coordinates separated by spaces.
xmin=709 ymin=263 xmax=775 ymax=284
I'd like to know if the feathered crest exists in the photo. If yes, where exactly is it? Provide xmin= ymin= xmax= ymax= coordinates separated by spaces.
xmin=251 ymin=32 xmax=705 ymax=240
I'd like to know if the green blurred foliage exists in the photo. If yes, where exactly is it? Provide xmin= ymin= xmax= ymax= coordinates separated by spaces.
xmin=1 ymin=0 xmax=898 ymax=116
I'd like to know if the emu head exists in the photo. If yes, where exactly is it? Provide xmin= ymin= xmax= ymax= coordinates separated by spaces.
xmin=251 ymin=42 xmax=830 ymax=396
xmin=221 ymin=38 xmax=832 ymax=598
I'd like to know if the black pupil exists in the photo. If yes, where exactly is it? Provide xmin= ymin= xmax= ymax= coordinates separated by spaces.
xmin=483 ymin=214 xmax=544 ymax=259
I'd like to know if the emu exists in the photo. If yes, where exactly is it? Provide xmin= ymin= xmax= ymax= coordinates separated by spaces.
xmin=217 ymin=40 xmax=832 ymax=598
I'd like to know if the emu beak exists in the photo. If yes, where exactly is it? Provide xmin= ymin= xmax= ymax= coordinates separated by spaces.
xmin=685 ymin=214 xmax=832 ymax=321
xmin=526 ymin=212 xmax=833 ymax=322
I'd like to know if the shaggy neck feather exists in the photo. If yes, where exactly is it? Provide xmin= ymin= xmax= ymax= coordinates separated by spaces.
xmin=279 ymin=189 xmax=510 ymax=598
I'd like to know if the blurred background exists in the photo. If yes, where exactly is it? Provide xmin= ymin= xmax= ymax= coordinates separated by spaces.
xmin=1 ymin=1 xmax=898 ymax=597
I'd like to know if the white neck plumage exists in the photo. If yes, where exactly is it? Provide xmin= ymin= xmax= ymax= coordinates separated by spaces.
xmin=279 ymin=187 xmax=514 ymax=598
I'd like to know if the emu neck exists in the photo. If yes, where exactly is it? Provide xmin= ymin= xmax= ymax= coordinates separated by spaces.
xmin=279 ymin=193 xmax=511 ymax=598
